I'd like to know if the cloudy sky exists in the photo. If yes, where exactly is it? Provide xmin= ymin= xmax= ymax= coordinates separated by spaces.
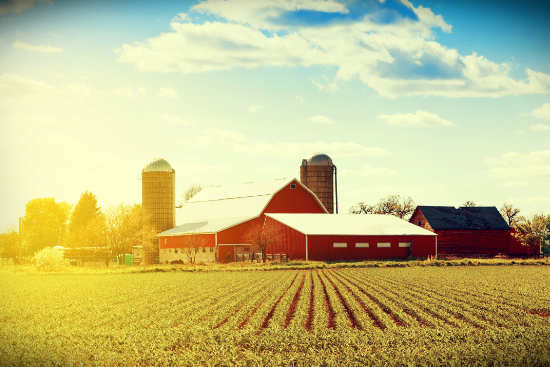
xmin=1 ymin=0 xmax=549 ymax=231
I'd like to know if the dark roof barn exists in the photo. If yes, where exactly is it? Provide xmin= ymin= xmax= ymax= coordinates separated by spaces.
xmin=416 ymin=206 xmax=509 ymax=231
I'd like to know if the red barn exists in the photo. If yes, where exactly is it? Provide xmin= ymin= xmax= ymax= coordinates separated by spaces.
xmin=157 ymin=178 xmax=327 ymax=263
xmin=409 ymin=206 xmax=537 ymax=257
xmin=157 ymin=178 xmax=437 ymax=263
xmin=265 ymin=213 xmax=436 ymax=261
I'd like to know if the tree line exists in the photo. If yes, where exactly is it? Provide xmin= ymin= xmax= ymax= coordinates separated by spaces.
xmin=0 ymin=191 xmax=156 ymax=262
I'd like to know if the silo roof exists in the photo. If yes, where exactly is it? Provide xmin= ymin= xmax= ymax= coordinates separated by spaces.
xmin=143 ymin=158 xmax=173 ymax=172
xmin=308 ymin=153 xmax=332 ymax=165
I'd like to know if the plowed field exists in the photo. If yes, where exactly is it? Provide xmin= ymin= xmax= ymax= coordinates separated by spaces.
xmin=1 ymin=266 xmax=550 ymax=366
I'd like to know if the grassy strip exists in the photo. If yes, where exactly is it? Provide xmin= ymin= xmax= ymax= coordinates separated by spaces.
xmin=3 ymin=257 xmax=549 ymax=274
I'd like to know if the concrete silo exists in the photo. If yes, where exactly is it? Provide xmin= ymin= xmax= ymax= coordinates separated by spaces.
xmin=300 ymin=154 xmax=338 ymax=214
xmin=142 ymin=158 xmax=175 ymax=264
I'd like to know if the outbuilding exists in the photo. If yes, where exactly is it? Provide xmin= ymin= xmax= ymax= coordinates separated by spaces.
xmin=408 ymin=206 xmax=535 ymax=257
xmin=264 ymin=213 xmax=437 ymax=261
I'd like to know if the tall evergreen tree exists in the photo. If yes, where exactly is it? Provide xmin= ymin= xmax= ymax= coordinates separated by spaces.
xmin=67 ymin=191 xmax=106 ymax=247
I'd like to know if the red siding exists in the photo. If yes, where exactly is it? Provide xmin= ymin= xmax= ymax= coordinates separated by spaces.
xmin=159 ymin=233 xmax=215 ymax=249
xmin=306 ymin=235 xmax=435 ymax=261
xmin=409 ymin=209 xmax=434 ymax=232
xmin=263 ymin=179 xmax=327 ymax=214
xmin=435 ymin=230 xmax=509 ymax=257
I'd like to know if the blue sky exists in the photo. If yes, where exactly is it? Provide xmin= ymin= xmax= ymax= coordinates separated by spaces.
xmin=1 ymin=0 xmax=549 ymax=231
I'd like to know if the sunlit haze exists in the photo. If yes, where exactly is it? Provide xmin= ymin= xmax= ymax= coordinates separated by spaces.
xmin=1 ymin=0 xmax=550 ymax=231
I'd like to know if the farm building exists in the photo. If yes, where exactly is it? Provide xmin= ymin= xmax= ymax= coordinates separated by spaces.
xmin=157 ymin=178 xmax=327 ymax=263
xmin=264 ymin=213 xmax=436 ymax=261
xmin=409 ymin=206 xmax=538 ymax=257
xmin=157 ymin=178 xmax=437 ymax=263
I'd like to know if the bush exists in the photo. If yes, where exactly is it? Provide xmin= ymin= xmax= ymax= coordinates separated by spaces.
xmin=33 ymin=247 xmax=67 ymax=270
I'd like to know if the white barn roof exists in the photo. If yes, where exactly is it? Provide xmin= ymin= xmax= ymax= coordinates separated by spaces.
xmin=158 ymin=216 xmax=252 ymax=236
xmin=176 ymin=178 xmax=326 ymax=225
xmin=266 ymin=213 xmax=437 ymax=236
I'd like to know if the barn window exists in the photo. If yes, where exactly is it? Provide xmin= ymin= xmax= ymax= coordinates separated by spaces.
xmin=290 ymin=183 xmax=296 ymax=189
xmin=175 ymin=249 xmax=178 ymax=254
xmin=202 ymin=247 xmax=206 ymax=253
xmin=398 ymin=242 xmax=411 ymax=248
xmin=333 ymin=242 xmax=347 ymax=248
xmin=210 ymin=247 xmax=213 ymax=252
xmin=377 ymin=242 xmax=391 ymax=248
xmin=355 ymin=243 xmax=369 ymax=248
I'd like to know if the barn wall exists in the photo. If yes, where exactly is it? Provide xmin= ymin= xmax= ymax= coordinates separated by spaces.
xmin=158 ymin=233 xmax=216 ymax=264
xmin=263 ymin=179 xmax=327 ymax=214
xmin=262 ymin=216 xmax=306 ymax=258
xmin=305 ymin=235 xmax=436 ymax=261
xmin=409 ymin=209 xmax=434 ymax=232
xmin=436 ymin=230 xmax=509 ymax=257
xmin=159 ymin=233 xmax=215 ymax=248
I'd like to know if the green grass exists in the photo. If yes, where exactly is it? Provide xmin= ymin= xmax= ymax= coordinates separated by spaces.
xmin=1 ymin=266 xmax=549 ymax=366
xmin=2 ymin=257 xmax=549 ymax=275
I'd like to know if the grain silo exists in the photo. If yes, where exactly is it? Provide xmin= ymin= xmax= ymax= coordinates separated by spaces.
xmin=142 ymin=158 xmax=175 ymax=264
xmin=300 ymin=154 xmax=338 ymax=214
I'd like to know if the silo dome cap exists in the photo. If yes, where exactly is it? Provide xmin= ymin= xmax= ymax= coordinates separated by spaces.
xmin=308 ymin=153 xmax=333 ymax=165
xmin=143 ymin=158 xmax=173 ymax=172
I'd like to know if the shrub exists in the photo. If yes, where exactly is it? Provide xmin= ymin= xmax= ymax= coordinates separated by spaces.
xmin=33 ymin=247 xmax=67 ymax=271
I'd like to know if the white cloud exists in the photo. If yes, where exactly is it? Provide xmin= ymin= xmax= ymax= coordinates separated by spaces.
xmin=295 ymin=95 xmax=304 ymax=104
xmin=193 ymin=127 xmax=389 ymax=158
xmin=378 ymin=110 xmax=455 ymax=127
xmin=157 ymin=87 xmax=178 ymax=99
xmin=530 ymin=123 xmax=550 ymax=132
xmin=12 ymin=41 xmax=63 ymax=54
xmin=161 ymin=113 xmax=190 ymax=126
xmin=248 ymin=105 xmax=263 ymax=113
xmin=309 ymin=115 xmax=333 ymax=125
xmin=115 ymin=0 xmax=550 ymax=98
xmin=531 ymin=102 xmax=550 ymax=121
xmin=486 ymin=150 xmax=550 ymax=179
xmin=0 ymin=0 xmax=49 ymax=15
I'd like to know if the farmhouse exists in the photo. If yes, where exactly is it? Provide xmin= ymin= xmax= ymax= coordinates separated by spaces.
xmin=157 ymin=178 xmax=436 ymax=263
xmin=409 ymin=206 xmax=538 ymax=257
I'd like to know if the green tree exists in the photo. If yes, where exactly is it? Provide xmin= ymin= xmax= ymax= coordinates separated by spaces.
xmin=105 ymin=204 xmax=156 ymax=258
xmin=514 ymin=214 xmax=550 ymax=253
xmin=21 ymin=198 xmax=71 ymax=256
xmin=67 ymin=191 xmax=106 ymax=248
xmin=0 ymin=230 xmax=20 ymax=261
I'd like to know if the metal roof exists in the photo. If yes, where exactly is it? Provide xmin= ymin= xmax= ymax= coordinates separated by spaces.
xmin=266 ymin=213 xmax=436 ymax=236
xmin=188 ymin=178 xmax=289 ymax=202
xmin=176 ymin=178 xmax=327 ymax=225
xmin=416 ymin=206 xmax=509 ymax=230
xmin=158 ymin=216 xmax=253 ymax=237
xmin=143 ymin=158 xmax=173 ymax=172
xmin=308 ymin=153 xmax=332 ymax=165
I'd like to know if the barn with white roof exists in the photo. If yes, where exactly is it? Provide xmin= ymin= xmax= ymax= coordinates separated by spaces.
xmin=157 ymin=178 xmax=328 ymax=263
xmin=157 ymin=177 xmax=437 ymax=263
xmin=265 ymin=213 xmax=437 ymax=261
